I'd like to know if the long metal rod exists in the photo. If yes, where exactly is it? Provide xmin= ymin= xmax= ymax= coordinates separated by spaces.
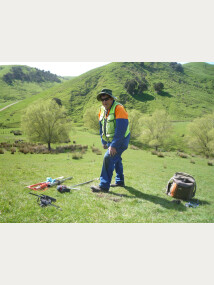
xmin=70 ymin=178 xmax=99 ymax=188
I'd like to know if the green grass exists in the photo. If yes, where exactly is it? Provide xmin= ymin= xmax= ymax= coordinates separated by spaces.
xmin=183 ymin=62 xmax=214 ymax=79
xmin=1 ymin=127 xmax=213 ymax=223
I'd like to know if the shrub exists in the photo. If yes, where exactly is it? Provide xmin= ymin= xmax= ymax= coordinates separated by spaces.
xmin=55 ymin=144 xmax=88 ymax=153
xmin=10 ymin=130 xmax=22 ymax=135
xmin=141 ymin=110 xmax=172 ymax=151
xmin=0 ymin=148 xmax=4 ymax=154
xmin=125 ymin=78 xmax=148 ymax=95
xmin=178 ymin=152 xmax=188 ymax=158
xmin=186 ymin=113 xmax=214 ymax=158
xmin=83 ymin=106 xmax=100 ymax=133
xmin=127 ymin=109 xmax=143 ymax=141
xmin=157 ymin=152 xmax=164 ymax=158
xmin=42 ymin=149 xmax=50 ymax=154
xmin=91 ymin=146 xmax=102 ymax=155
xmin=81 ymin=148 xmax=86 ymax=154
xmin=11 ymin=147 xmax=16 ymax=154
xmin=63 ymin=139 xmax=71 ymax=143
xmin=0 ymin=142 xmax=12 ymax=150
xmin=30 ymin=145 xmax=47 ymax=154
xmin=22 ymin=148 xmax=29 ymax=154
xmin=207 ymin=161 xmax=213 ymax=166
xmin=14 ymin=140 xmax=24 ymax=144
xmin=72 ymin=152 xmax=83 ymax=159
xmin=13 ymin=130 xmax=22 ymax=136
xmin=53 ymin=98 xmax=62 ymax=106
xmin=130 ymin=145 xmax=140 ymax=150
xmin=153 ymin=82 xmax=164 ymax=93
xmin=151 ymin=150 xmax=158 ymax=155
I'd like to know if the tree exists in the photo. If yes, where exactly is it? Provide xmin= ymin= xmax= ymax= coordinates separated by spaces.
xmin=22 ymin=100 xmax=71 ymax=150
xmin=174 ymin=63 xmax=183 ymax=72
xmin=141 ymin=110 xmax=172 ymax=151
xmin=138 ymin=82 xmax=148 ymax=93
xmin=186 ymin=113 xmax=214 ymax=158
xmin=53 ymin=98 xmax=62 ymax=106
xmin=125 ymin=78 xmax=148 ymax=95
xmin=127 ymin=109 xmax=143 ymax=140
xmin=154 ymin=82 xmax=164 ymax=93
xmin=170 ymin=62 xmax=184 ymax=73
xmin=83 ymin=106 xmax=100 ymax=133
xmin=125 ymin=79 xmax=138 ymax=95
xmin=3 ymin=73 xmax=13 ymax=85
xmin=3 ymin=66 xmax=61 ymax=85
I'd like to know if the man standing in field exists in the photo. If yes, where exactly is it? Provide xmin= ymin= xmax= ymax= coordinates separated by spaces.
xmin=91 ymin=89 xmax=130 ymax=193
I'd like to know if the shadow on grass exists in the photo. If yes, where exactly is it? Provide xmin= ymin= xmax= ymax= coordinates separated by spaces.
xmin=132 ymin=93 xmax=155 ymax=102
xmin=190 ymin=198 xmax=210 ymax=205
xmin=110 ymin=186 xmax=187 ymax=211
xmin=158 ymin=91 xmax=173 ymax=98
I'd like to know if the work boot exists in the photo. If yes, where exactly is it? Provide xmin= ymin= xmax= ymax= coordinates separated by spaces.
xmin=110 ymin=182 xmax=125 ymax=187
xmin=91 ymin=185 xmax=109 ymax=193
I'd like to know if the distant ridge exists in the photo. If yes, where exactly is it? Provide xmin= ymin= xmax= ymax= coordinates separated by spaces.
xmin=0 ymin=65 xmax=65 ymax=103
xmin=0 ymin=62 xmax=214 ymax=127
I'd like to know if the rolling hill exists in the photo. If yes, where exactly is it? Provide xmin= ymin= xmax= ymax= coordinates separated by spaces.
xmin=0 ymin=62 xmax=214 ymax=128
xmin=0 ymin=65 xmax=67 ymax=108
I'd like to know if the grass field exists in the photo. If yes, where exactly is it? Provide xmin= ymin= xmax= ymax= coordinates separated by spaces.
xmin=0 ymin=127 xmax=213 ymax=223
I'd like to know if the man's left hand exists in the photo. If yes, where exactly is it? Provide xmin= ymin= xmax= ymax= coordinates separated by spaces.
xmin=109 ymin=146 xmax=117 ymax=156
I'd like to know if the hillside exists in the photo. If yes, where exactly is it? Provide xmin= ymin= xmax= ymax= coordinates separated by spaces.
xmin=0 ymin=62 xmax=214 ymax=127
xmin=183 ymin=62 xmax=214 ymax=80
xmin=0 ymin=65 xmax=65 ymax=108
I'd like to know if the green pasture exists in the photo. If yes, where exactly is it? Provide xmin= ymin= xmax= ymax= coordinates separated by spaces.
xmin=0 ymin=127 xmax=213 ymax=223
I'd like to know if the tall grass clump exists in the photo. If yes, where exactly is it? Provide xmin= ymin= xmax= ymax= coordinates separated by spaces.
xmin=91 ymin=146 xmax=102 ymax=155
xmin=72 ymin=152 xmax=83 ymax=159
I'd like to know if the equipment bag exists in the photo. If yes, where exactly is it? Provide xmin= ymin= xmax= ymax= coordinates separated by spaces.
xmin=166 ymin=172 xmax=196 ymax=200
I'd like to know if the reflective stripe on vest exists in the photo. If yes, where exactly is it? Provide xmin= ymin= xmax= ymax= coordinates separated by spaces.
xmin=99 ymin=101 xmax=130 ymax=142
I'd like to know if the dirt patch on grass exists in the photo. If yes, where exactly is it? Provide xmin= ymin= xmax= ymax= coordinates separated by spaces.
xmin=97 ymin=193 xmax=122 ymax=203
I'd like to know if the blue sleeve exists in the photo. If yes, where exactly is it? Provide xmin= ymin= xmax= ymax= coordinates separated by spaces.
xmin=111 ymin=119 xmax=128 ymax=148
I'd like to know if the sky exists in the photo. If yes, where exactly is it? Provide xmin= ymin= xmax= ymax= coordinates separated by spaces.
xmin=0 ymin=62 xmax=111 ymax=77
xmin=0 ymin=62 xmax=213 ymax=77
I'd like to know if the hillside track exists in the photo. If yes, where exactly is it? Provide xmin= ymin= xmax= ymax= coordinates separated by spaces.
xmin=0 ymin=101 xmax=20 ymax=112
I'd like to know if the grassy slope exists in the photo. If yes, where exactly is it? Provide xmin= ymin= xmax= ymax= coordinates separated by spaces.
xmin=183 ymin=62 xmax=214 ymax=79
xmin=0 ymin=62 xmax=214 ymax=128
xmin=142 ymin=62 xmax=214 ymax=119
xmin=0 ymin=84 xmax=65 ymax=127
xmin=0 ymin=65 xmax=65 ymax=108
xmin=0 ymin=127 xmax=213 ymax=223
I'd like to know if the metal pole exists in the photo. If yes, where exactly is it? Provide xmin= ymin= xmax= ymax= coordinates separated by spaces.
xmin=70 ymin=178 xmax=99 ymax=188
